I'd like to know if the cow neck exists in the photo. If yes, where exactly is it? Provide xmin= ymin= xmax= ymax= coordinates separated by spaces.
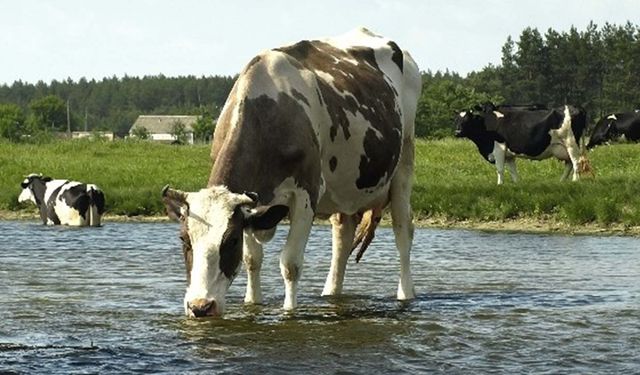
xmin=208 ymin=91 xmax=320 ymax=209
xmin=30 ymin=179 xmax=48 ymax=206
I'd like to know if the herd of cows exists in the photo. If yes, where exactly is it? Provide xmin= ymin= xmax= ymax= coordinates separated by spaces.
xmin=16 ymin=29 xmax=640 ymax=317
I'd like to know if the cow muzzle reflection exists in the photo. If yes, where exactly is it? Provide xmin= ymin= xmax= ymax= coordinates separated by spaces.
xmin=186 ymin=298 xmax=218 ymax=318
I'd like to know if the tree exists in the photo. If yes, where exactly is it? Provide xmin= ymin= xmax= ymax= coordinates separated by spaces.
xmin=130 ymin=125 xmax=150 ymax=139
xmin=0 ymin=103 xmax=26 ymax=141
xmin=416 ymin=71 xmax=503 ymax=138
xmin=171 ymin=120 xmax=189 ymax=144
xmin=192 ymin=112 xmax=215 ymax=143
xmin=27 ymin=95 xmax=67 ymax=132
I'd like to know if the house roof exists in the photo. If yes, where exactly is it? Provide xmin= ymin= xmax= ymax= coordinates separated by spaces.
xmin=129 ymin=115 xmax=198 ymax=134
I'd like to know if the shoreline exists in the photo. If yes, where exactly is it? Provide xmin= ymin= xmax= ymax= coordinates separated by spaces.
xmin=2 ymin=210 xmax=638 ymax=236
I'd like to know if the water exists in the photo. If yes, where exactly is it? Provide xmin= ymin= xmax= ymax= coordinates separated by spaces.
xmin=1 ymin=220 xmax=639 ymax=374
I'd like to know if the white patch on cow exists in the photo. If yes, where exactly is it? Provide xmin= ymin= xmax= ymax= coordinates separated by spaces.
xmin=54 ymin=201 xmax=85 ymax=226
xmin=18 ymin=188 xmax=35 ymax=204
xmin=42 ymin=180 xmax=74 ymax=203
xmin=493 ymin=111 xmax=505 ymax=118
xmin=183 ymin=186 xmax=254 ymax=316
xmin=240 ymin=50 xmax=326 ymax=143
xmin=607 ymin=114 xmax=618 ymax=120
xmin=459 ymin=111 xmax=467 ymax=118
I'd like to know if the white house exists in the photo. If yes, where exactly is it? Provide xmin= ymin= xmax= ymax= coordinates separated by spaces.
xmin=129 ymin=115 xmax=197 ymax=144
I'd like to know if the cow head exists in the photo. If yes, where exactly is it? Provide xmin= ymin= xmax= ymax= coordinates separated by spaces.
xmin=18 ymin=173 xmax=51 ymax=205
xmin=162 ymin=185 xmax=288 ymax=318
xmin=587 ymin=115 xmax=618 ymax=149
xmin=454 ymin=109 xmax=487 ymax=139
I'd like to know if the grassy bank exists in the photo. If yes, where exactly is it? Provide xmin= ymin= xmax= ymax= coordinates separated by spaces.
xmin=2 ymin=138 xmax=640 ymax=229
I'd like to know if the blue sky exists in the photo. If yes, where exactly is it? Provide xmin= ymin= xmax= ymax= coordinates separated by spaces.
xmin=0 ymin=0 xmax=638 ymax=85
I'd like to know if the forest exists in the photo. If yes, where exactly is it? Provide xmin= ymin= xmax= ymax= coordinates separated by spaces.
xmin=0 ymin=21 xmax=639 ymax=142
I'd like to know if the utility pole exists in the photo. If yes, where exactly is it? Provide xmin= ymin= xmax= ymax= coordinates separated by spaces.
xmin=66 ymin=99 xmax=71 ymax=136
xmin=84 ymin=107 xmax=88 ymax=131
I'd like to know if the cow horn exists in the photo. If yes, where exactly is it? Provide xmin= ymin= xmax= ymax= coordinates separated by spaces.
xmin=162 ymin=185 xmax=188 ymax=203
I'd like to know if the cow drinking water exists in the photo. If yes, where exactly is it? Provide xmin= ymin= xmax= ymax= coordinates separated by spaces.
xmin=18 ymin=174 xmax=105 ymax=226
xmin=162 ymin=28 xmax=421 ymax=318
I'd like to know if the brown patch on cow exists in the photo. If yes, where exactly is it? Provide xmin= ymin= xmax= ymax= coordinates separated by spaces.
xmin=276 ymin=40 xmax=402 ymax=190
xmin=219 ymin=207 xmax=244 ymax=280
xmin=329 ymin=156 xmax=337 ymax=172
xmin=387 ymin=41 xmax=404 ymax=72
xmin=179 ymin=221 xmax=193 ymax=284
xmin=291 ymin=88 xmax=310 ymax=107
xmin=209 ymin=90 xmax=321 ymax=209
xmin=282 ymin=263 xmax=300 ymax=282
xmin=243 ymin=55 xmax=262 ymax=73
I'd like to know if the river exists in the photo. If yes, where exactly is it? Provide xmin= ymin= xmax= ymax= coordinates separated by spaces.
xmin=1 ymin=220 xmax=638 ymax=373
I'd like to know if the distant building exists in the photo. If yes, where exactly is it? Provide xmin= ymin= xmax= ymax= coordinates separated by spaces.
xmin=129 ymin=115 xmax=198 ymax=144
xmin=72 ymin=131 xmax=114 ymax=141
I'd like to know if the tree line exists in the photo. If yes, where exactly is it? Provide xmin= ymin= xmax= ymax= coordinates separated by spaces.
xmin=1 ymin=22 xmax=639 ymax=142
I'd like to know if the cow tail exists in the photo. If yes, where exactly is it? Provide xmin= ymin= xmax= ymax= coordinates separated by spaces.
xmin=87 ymin=188 xmax=101 ymax=227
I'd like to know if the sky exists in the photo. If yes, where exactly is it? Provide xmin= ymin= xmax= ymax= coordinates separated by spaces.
xmin=1 ymin=0 xmax=639 ymax=85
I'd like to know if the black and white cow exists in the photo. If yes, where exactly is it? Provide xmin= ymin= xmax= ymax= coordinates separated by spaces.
xmin=19 ymin=174 xmax=105 ymax=226
xmin=162 ymin=28 xmax=421 ymax=317
xmin=587 ymin=110 xmax=640 ymax=149
xmin=455 ymin=103 xmax=587 ymax=184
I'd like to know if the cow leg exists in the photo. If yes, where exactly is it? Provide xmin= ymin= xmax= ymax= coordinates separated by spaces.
xmin=493 ymin=144 xmax=507 ymax=185
xmin=568 ymin=146 xmax=581 ymax=181
xmin=280 ymin=192 xmax=314 ymax=311
xmin=390 ymin=142 xmax=416 ymax=300
xmin=506 ymin=158 xmax=519 ymax=183
xmin=560 ymin=161 xmax=573 ymax=181
xmin=321 ymin=213 xmax=357 ymax=296
xmin=243 ymin=232 xmax=264 ymax=304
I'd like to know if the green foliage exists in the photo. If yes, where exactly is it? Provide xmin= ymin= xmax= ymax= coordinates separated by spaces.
xmin=130 ymin=125 xmax=150 ymax=140
xmin=468 ymin=22 xmax=640 ymax=119
xmin=192 ymin=112 xmax=215 ymax=143
xmin=0 ymin=103 xmax=25 ymax=141
xmin=416 ymin=71 xmax=503 ymax=138
xmin=0 ymin=75 xmax=235 ymax=138
xmin=27 ymin=95 xmax=67 ymax=132
xmin=171 ymin=120 xmax=189 ymax=144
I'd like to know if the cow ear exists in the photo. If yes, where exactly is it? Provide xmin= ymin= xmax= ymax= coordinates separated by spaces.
xmin=161 ymin=185 xmax=189 ymax=222
xmin=244 ymin=205 xmax=289 ymax=230
xmin=243 ymin=191 xmax=259 ymax=205
xmin=42 ymin=176 xmax=52 ymax=183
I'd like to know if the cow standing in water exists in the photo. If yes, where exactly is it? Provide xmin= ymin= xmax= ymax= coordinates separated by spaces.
xmin=162 ymin=28 xmax=421 ymax=317
xmin=455 ymin=103 xmax=587 ymax=184
xmin=19 ymin=174 xmax=105 ymax=226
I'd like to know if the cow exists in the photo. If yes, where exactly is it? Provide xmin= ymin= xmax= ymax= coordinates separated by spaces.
xmin=586 ymin=110 xmax=640 ymax=149
xmin=18 ymin=173 xmax=105 ymax=226
xmin=455 ymin=103 xmax=587 ymax=184
xmin=161 ymin=28 xmax=421 ymax=318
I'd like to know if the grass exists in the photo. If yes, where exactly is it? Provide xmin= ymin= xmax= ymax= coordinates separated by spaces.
xmin=0 ymin=139 xmax=211 ymax=216
xmin=2 ymin=138 xmax=640 ymax=228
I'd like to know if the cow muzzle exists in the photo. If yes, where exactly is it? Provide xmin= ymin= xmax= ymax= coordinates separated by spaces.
xmin=186 ymin=298 xmax=218 ymax=318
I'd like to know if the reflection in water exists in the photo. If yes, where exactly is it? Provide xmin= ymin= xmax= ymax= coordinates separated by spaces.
xmin=0 ymin=220 xmax=639 ymax=373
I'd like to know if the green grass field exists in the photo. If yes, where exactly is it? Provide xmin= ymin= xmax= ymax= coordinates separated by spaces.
xmin=1 ymin=138 xmax=639 ymax=226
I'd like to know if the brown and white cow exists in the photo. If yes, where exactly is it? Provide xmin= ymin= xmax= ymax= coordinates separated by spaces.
xmin=162 ymin=28 xmax=421 ymax=317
